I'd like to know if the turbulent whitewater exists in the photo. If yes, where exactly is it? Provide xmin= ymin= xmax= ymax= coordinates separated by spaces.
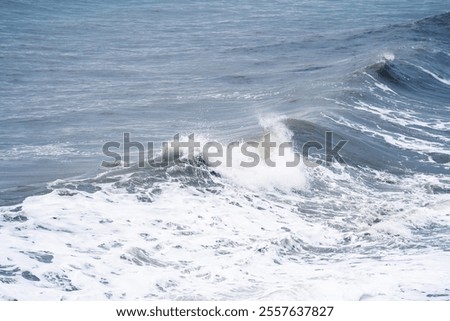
xmin=0 ymin=1 xmax=450 ymax=300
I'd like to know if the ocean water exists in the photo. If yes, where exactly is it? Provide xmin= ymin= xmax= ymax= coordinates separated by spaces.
xmin=1 ymin=0 xmax=450 ymax=300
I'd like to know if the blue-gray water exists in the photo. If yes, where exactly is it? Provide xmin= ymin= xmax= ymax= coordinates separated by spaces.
xmin=0 ymin=0 xmax=449 ymax=300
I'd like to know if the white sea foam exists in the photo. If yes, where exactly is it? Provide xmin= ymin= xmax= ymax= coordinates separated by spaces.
xmin=1 ymin=151 xmax=449 ymax=300
xmin=195 ymin=115 xmax=307 ymax=192
xmin=364 ymin=72 xmax=397 ymax=94
xmin=380 ymin=52 xmax=395 ymax=62
xmin=341 ymin=100 xmax=450 ymax=154
xmin=414 ymin=64 xmax=450 ymax=86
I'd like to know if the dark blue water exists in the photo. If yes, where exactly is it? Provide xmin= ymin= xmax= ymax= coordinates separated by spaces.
xmin=0 ymin=0 xmax=449 ymax=300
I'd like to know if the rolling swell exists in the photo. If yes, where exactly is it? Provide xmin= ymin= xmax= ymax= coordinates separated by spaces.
xmin=293 ymin=12 xmax=450 ymax=177
xmin=1 ymin=2 xmax=450 ymax=301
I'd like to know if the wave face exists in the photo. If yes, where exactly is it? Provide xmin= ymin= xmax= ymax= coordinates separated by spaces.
xmin=1 ymin=1 xmax=450 ymax=300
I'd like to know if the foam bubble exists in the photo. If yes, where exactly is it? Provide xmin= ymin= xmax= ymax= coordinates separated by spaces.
xmin=381 ymin=52 xmax=395 ymax=62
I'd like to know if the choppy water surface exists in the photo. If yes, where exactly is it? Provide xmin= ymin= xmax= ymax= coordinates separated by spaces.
xmin=0 ymin=1 xmax=449 ymax=300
